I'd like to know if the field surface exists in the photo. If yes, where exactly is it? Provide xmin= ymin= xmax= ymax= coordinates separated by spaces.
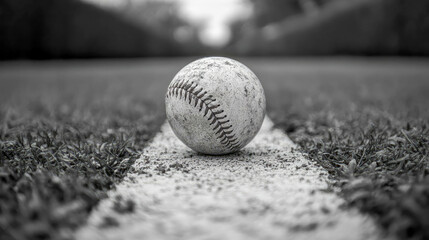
xmin=1 ymin=58 xmax=428 ymax=240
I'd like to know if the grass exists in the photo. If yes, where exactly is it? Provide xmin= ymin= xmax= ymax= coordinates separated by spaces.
xmin=0 ymin=58 xmax=428 ymax=240
xmin=264 ymin=58 xmax=429 ymax=240
xmin=0 ymin=102 xmax=162 ymax=240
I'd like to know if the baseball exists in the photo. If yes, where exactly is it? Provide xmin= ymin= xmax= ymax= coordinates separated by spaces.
xmin=165 ymin=57 xmax=266 ymax=155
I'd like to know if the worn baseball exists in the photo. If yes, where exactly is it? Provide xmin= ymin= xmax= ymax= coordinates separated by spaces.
xmin=165 ymin=57 xmax=266 ymax=155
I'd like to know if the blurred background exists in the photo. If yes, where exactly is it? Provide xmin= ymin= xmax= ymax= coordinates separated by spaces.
xmin=1 ymin=0 xmax=429 ymax=59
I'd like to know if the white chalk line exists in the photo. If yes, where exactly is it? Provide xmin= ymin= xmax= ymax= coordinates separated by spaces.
xmin=76 ymin=117 xmax=384 ymax=240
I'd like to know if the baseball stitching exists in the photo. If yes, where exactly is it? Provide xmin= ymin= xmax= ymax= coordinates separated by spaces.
xmin=167 ymin=78 xmax=240 ymax=150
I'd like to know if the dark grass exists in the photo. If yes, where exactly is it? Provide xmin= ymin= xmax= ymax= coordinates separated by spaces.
xmin=0 ymin=60 xmax=187 ymax=240
xmin=1 ymin=58 xmax=428 ymax=240
xmin=0 ymin=101 xmax=162 ymax=240
xmin=263 ymin=58 xmax=429 ymax=240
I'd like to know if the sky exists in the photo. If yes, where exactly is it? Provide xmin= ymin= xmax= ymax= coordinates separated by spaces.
xmin=82 ymin=0 xmax=252 ymax=47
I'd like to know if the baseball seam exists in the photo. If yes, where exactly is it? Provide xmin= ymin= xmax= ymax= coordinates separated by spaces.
xmin=167 ymin=79 xmax=240 ymax=150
